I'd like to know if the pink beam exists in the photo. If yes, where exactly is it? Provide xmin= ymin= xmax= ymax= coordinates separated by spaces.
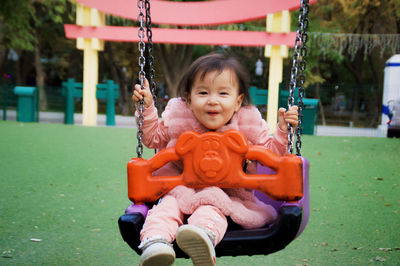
xmin=65 ymin=25 xmax=297 ymax=47
xmin=74 ymin=0 xmax=317 ymax=26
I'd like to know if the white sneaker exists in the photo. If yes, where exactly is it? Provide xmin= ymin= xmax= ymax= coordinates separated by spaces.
xmin=176 ymin=225 xmax=216 ymax=266
xmin=139 ymin=242 xmax=175 ymax=266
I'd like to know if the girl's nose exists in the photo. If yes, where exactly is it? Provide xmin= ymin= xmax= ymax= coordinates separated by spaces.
xmin=207 ymin=95 xmax=218 ymax=105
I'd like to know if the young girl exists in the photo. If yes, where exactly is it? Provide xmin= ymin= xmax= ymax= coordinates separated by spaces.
xmin=132 ymin=52 xmax=298 ymax=266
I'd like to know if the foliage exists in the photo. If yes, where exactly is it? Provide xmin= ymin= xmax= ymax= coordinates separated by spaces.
xmin=293 ymin=0 xmax=400 ymax=125
xmin=309 ymin=0 xmax=400 ymax=33
xmin=0 ymin=0 xmax=71 ymax=51
xmin=0 ymin=0 xmax=36 ymax=50
xmin=1 ymin=0 xmax=77 ymax=84
xmin=302 ymin=0 xmax=400 ymax=83
xmin=34 ymin=0 xmax=76 ymax=81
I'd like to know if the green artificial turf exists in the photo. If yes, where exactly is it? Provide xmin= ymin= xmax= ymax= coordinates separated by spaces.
xmin=0 ymin=121 xmax=399 ymax=265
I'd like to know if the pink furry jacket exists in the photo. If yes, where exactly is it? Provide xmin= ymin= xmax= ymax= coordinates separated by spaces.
xmin=136 ymin=98 xmax=289 ymax=229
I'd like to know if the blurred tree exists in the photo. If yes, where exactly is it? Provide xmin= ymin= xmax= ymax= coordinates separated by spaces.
xmin=0 ymin=0 xmax=73 ymax=110
xmin=305 ymin=0 xmax=400 ymax=126
xmin=0 ymin=0 xmax=35 ymax=85
xmin=102 ymin=16 xmax=137 ymax=115
xmin=103 ymin=42 xmax=133 ymax=116
xmin=156 ymin=43 xmax=194 ymax=99
xmin=32 ymin=0 xmax=72 ymax=110
xmin=0 ymin=0 xmax=35 ymax=51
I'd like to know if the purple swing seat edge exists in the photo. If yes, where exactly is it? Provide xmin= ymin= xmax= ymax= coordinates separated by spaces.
xmin=255 ymin=157 xmax=310 ymax=238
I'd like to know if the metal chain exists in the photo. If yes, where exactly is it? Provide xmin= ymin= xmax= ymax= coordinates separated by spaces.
xmin=296 ymin=1 xmax=309 ymax=156
xmin=136 ymin=0 xmax=146 ymax=158
xmin=288 ymin=0 xmax=309 ymax=156
xmin=144 ymin=0 xmax=157 ymax=108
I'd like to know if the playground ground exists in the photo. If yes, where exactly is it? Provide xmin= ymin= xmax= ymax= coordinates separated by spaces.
xmin=0 ymin=120 xmax=399 ymax=265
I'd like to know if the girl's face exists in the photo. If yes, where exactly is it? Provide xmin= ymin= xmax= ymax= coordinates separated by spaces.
xmin=188 ymin=69 xmax=244 ymax=130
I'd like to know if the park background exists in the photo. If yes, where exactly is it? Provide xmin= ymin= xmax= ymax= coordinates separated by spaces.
xmin=1 ymin=0 xmax=400 ymax=265
xmin=1 ymin=0 xmax=399 ymax=130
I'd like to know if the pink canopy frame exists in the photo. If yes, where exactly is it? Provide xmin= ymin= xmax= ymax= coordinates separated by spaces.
xmin=65 ymin=0 xmax=317 ymax=47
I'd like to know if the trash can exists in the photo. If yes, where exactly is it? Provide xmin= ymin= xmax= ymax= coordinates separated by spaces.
xmin=249 ymin=86 xmax=268 ymax=106
xmin=249 ymin=85 xmax=319 ymax=135
xmin=13 ymin=86 xmax=38 ymax=122
xmin=301 ymin=98 xmax=319 ymax=135
xmin=249 ymin=85 xmax=300 ymax=108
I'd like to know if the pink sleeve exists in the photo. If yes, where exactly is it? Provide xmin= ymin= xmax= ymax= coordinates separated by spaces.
xmin=257 ymin=120 xmax=288 ymax=156
xmin=135 ymin=103 xmax=170 ymax=149
xmin=240 ymin=106 xmax=288 ymax=156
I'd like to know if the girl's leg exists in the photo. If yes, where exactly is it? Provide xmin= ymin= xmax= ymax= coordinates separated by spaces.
xmin=140 ymin=195 xmax=184 ymax=243
xmin=176 ymin=206 xmax=227 ymax=266
xmin=139 ymin=195 xmax=184 ymax=266
xmin=187 ymin=205 xmax=227 ymax=245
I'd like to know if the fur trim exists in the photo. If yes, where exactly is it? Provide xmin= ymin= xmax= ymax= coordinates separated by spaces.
xmin=162 ymin=98 xmax=207 ymax=142
xmin=230 ymin=197 xmax=277 ymax=229
xmin=224 ymin=188 xmax=255 ymax=201
xmin=167 ymin=185 xmax=277 ymax=229
xmin=162 ymin=98 xmax=267 ymax=145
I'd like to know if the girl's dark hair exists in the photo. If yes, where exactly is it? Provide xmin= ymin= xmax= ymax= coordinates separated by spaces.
xmin=177 ymin=52 xmax=252 ymax=106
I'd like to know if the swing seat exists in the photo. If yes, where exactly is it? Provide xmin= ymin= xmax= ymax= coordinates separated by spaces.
xmin=118 ymin=130 xmax=309 ymax=256
xmin=127 ymin=130 xmax=303 ymax=204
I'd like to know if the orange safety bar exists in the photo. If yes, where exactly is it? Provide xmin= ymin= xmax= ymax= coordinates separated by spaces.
xmin=127 ymin=130 xmax=303 ymax=204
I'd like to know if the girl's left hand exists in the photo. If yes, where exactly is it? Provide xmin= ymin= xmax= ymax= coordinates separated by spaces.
xmin=278 ymin=106 xmax=299 ymax=132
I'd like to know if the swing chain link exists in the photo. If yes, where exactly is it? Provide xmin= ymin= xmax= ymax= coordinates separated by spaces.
xmin=296 ymin=0 xmax=309 ymax=156
xmin=145 ymin=0 xmax=157 ymax=108
xmin=288 ymin=0 xmax=309 ymax=156
xmin=136 ymin=0 xmax=156 ymax=158
xmin=136 ymin=0 xmax=146 ymax=158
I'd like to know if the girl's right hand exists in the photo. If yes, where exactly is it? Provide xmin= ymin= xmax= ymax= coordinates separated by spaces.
xmin=132 ymin=79 xmax=153 ymax=108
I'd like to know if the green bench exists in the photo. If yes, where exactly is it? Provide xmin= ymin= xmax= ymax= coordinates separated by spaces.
xmin=62 ymin=78 xmax=119 ymax=126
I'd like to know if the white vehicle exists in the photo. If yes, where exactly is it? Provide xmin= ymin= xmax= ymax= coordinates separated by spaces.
xmin=380 ymin=54 xmax=400 ymax=138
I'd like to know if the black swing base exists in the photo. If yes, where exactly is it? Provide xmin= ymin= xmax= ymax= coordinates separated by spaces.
xmin=118 ymin=205 xmax=302 ymax=257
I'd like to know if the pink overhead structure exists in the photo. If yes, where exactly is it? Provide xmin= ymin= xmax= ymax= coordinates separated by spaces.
xmin=65 ymin=26 xmax=297 ymax=47
xmin=72 ymin=0 xmax=317 ymax=26
xmin=65 ymin=0 xmax=316 ymax=47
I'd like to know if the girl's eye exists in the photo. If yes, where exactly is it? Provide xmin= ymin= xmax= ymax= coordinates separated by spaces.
xmin=199 ymin=91 xmax=208 ymax=95
xmin=220 ymin=91 xmax=229 ymax=95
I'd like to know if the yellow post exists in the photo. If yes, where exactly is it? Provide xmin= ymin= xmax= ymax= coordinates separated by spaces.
xmin=76 ymin=3 xmax=105 ymax=126
xmin=265 ymin=10 xmax=290 ymax=134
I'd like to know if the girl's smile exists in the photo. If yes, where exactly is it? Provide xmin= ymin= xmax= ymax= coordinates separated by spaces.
xmin=207 ymin=111 xmax=219 ymax=116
